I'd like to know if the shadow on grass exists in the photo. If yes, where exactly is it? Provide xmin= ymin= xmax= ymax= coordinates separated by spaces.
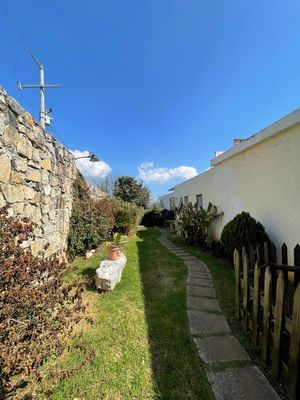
xmin=136 ymin=228 xmax=213 ymax=400
xmin=69 ymin=257 xmax=104 ymax=292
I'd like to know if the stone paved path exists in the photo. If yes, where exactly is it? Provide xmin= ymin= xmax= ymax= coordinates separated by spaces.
xmin=158 ymin=230 xmax=280 ymax=400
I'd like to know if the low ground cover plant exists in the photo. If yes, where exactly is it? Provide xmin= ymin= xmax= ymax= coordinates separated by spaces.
xmin=0 ymin=208 xmax=85 ymax=399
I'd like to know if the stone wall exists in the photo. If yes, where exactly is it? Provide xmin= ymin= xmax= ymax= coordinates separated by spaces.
xmin=0 ymin=86 xmax=78 ymax=257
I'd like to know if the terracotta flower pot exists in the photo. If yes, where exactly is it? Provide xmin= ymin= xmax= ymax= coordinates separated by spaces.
xmin=107 ymin=245 xmax=122 ymax=260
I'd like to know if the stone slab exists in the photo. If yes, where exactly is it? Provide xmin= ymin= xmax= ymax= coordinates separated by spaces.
xmin=187 ymin=262 xmax=209 ymax=270
xmin=188 ymin=310 xmax=230 ymax=335
xmin=187 ymin=265 xmax=209 ymax=274
xmin=187 ymin=277 xmax=214 ymax=287
xmin=185 ymin=263 xmax=209 ymax=272
xmin=173 ymin=252 xmax=190 ymax=257
xmin=95 ymin=254 xmax=127 ymax=291
xmin=194 ymin=335 xmax=250 ymax=363
xmin=187 ymin=285 xmax=216 ymax=298
xmin=180 ymin=256 xmax=199 ymax=261
xmin=188 ymin=271 xmax=212 ymax=279
xmin=187 ymin=296 xmax=221 ymax=312
xmin=185 ymin=259 xmax=208 ymax=268
xmin=208 ymin=366 xmax=280 ymax=400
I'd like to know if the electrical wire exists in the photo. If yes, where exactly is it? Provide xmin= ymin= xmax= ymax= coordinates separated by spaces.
xmin=13 ymin=52 xmax=36 ymax=109
xmin=0 ymin=0 xmax=40 ymax=66
xmin=1 ymin=1 xmax=68 ymax=148
xmin=49 ymin=126 xmax=70 ymax=149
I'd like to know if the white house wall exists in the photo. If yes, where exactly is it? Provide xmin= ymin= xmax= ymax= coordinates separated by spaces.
xmin=166 ymin=123 xmax=300 ymax=263
xmin=159 ymin=192 xmax=174 ymax=209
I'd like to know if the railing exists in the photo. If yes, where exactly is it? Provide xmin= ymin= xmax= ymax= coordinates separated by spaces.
xmin=234 ymin=243 xmax=300 ymax=400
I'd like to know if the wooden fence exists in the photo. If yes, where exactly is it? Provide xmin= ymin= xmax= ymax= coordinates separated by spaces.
xmin=234 ymin=243 xmax=300 ymax=400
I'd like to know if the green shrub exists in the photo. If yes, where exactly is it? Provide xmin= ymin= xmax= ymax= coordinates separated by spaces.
xmin=67 ymin=174 xmax=115 ymax=260
xmin=112 ymin=198 xmax=143 ymax=234
xmin=176 ymin=202 xmax=223 ymax=246
xmin=141 ymin=209 xmax=175 ymax=227
xmin=141 ymin=211 xmax=163 ymax=227
xmin=221 ymin=211 xmax=272 ymax=256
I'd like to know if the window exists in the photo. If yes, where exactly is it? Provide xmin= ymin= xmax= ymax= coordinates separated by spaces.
xmin=196 ymin=194 xmax=203 ymax=209
xmin=179 ymin=197 xmax=183 ymax=207
xmin=184 ymin=196 xmax=188 ymax=206
xmin=170 ymin=198 xmax=175 ymax=210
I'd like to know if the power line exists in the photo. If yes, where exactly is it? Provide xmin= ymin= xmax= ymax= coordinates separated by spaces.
xmin=0 ymin=0 xmax=39 ymax=65
xmin=13 ymin=52 xmax=36 ymax=109
xmin=50 ymin=126 xmax=69 ymax=149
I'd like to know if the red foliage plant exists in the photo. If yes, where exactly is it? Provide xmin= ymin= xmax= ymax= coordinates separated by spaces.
xmin=0 ymin=207 xmax=85 ymax=398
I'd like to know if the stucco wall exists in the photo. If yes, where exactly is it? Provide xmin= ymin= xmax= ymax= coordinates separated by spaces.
xmin=0 ymin=87 xmax=78 ymax=257
xmin=160 ymin=192 xmax=173 ymax=209
xmin=162 ymin=119 xmax=300 ymax=263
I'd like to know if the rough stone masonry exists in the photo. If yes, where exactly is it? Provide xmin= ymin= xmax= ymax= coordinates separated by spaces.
xmin=0 ymin=86 xmax=78 ymax=257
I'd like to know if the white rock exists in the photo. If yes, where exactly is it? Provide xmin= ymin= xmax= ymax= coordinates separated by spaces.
xmin=95 ymin=254 xmax=127 ymax=291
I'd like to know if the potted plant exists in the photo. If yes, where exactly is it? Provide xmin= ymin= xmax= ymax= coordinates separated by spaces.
xmin=105 ymin=233 xmax=127 ymax=260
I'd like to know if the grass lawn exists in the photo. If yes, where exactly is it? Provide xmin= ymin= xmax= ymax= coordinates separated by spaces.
xmin=41 ymin=228 xmax=213 ymax=400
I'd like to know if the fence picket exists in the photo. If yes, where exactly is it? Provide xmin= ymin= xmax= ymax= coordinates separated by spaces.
xmin=262 ymin=266 xmax=272 ymax=363
xmin=272 ymin=270 xmax=286 ymax=378
xmin=242 ymin=247 xmax=249 ymax=330
xmin=250 ymin=245 xmax=256 ymax=268
xmin=294 ymin=244 xmax=300 ymax=288
xmin=264 ymin=242 xmax=269 ymax=265
xmin=288 ymin=283 xmax=300 ymax=400
xmin=281 ymin=243 xmax=288 ymax=265
xmin=256 ymin=244 xmax=261 ymax=266
xmin=234 ymin=242 xmax=300 ymax=397
xmin=234 ymin=249 xmax=241 ymax=320
xmin=252 ymin=261 xmax=260 ymax=346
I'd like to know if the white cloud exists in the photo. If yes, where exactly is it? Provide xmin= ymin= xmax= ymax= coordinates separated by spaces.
xmin=70 ymin=150 xmax=111 ymax=178
xmin=138 ymin=162 xmax=198 ymax=183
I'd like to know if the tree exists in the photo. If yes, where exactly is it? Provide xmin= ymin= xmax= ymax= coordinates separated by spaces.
xmin=90 ymin=173 xmax=119 ymax=197
xmin=113 ymin=176 xmax=150 ymax=208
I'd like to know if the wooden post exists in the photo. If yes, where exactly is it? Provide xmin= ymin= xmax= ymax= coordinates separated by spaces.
xmin=264 ymin=242 xmax=269 ymax=265
xmin=272 ymin=270 xmax=286 ymax=378
xmin=234 ymin=249 xmax=241 ymax=320
xmin=250 ymin=245 xmax=256 ymax=268
xmin=256 ymin=244 xmax=261 ymax=266
xmin=252 ymin=261 xmax=260 ymax=346
xmin=287 ymin=283 xmax=300 ymax=400
xmin=281 ymin=243 xmax=288 ymax=265
xmin=242 ymin=247 xmax=249 ymax=330
xmin=262 ymin=266 xmax=272 ymax=363
xmin=294 ymin=244 xmax=300 ymax=289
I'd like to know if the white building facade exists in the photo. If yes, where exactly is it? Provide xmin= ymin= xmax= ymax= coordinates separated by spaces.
xmin=159 ymin=108 xmax=300 ymax=263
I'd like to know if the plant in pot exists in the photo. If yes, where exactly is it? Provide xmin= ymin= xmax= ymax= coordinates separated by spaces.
xmin=105 ymin=233 xmax=127 ymax=260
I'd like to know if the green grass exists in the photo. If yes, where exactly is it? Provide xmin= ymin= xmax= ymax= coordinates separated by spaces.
xmin=41 ymin=228 xmax=213 ymax=400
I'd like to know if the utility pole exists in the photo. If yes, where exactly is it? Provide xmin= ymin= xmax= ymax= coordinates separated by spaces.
xmin=17 ymin=60 xmax=60 ymax=129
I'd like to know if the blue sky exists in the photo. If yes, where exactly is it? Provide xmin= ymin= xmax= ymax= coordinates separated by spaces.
xmin=1 ymin=0 xmax=300 ymax=200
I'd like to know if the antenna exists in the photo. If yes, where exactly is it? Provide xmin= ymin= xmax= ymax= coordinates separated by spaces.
xmin=17 ymin=62 xmax=60 ymax=129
